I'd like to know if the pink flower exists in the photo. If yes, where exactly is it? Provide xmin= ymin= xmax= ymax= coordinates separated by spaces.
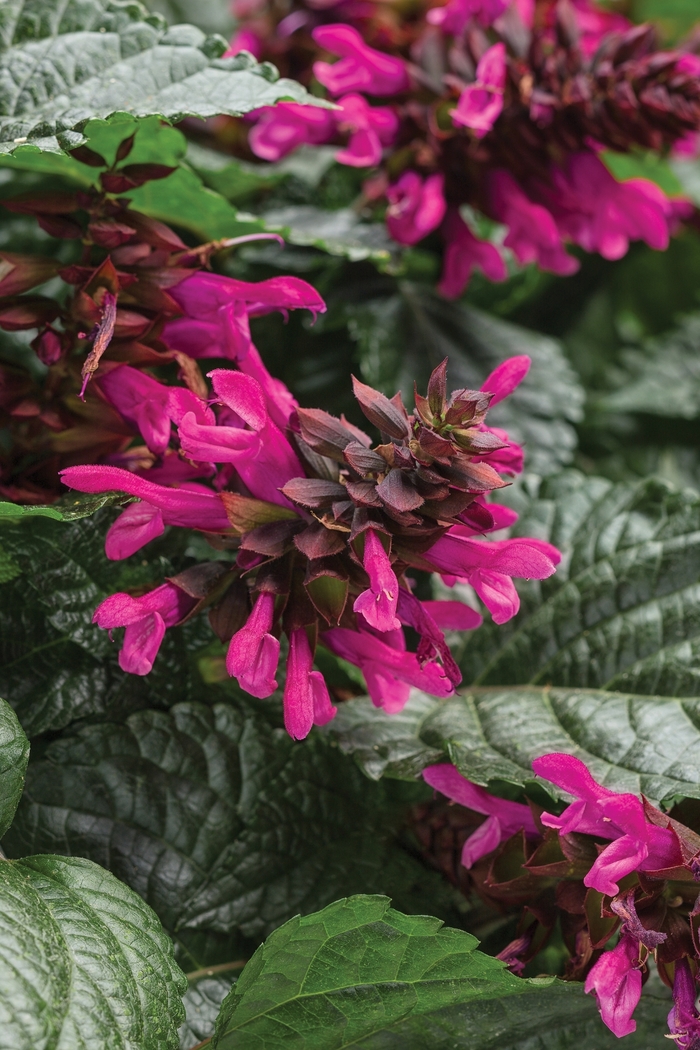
xmin=323 ymin=624 xmax=455 ymax=710
xmin=584 ymin=934 xmax=642 ymax=1038
xmin=312 ymin=24 xmax=409 ymax=97
xmin=438 ymin=210 xmax=507 ymax=298
xmin=569 ymin=0 xmax=631 ymax=59
xmin=427 ymin=0 xmax=509 ymax=34
xmin=667 ymin=958 xmax=700 ymax=1050
xmin=532 ymin=754 xmax=681 ymax=896
xmin=423 ymin=763 xmax=539 ymax=867
xmin=334 ymin=94 xmax=398 ymax=167
xmin=226 ymin=590 xmax=280 ymax=698
xmin=482 ymin=354 xmax=531 ymax=405
xmin=386 ymin=172 xmax=447 ymax=246
xmin=353 ymin=529 xmax=401 ymax=631
xmin=452 ymin=43 xmax=507 ymax=138
xmin=490 ymin=170 xmax=579 ymax=275
xmin=544 ymin=153 xmax=672 ymax=261
xmin=248 ymin=102 xmax=335 ymax=161
xmin=425 ymin=533 xmax=560 ymax=624
xmin=103 ymin=501 xmax=168 ymax=561
xmin=225 ymin=29 xmax=264 ymax=59
xmin=284 ymin=628 xmax=315 ymax=740
xmin=164 ymin=272 xmax=326 ymax=368
xmin=60 ymin=464 xmax=231 ymax=532
xmin=396 ymin=588 xmax=478 ymax=687
xmin=98 ymin=365 xmax=196 ymax=456
xmin=93 ymin=583 xmax=197 ymax=675
xmin=177 ymin=370 xmax=304 ymax=506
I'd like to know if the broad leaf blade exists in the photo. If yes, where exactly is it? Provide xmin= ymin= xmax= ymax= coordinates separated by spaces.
xmin=262 ymin=205 xmax=398 ymax=266
xmin=211 ymin=894 xmax=666 ymax=1049
xmin=596 ymin=313 xmax=700 ymax=419
xmin=460 ymin=471 xmax=700 ymax=696
xmin=0 ymin=853 xmax=186 ymax=1050
xmin=3 ymin=700 xmax=453 ymax=969
xmin=328 ymin=686 xmax=700 ymax=807
xmin=0 ymin=0 xmax=328 ymax=154
xmin=0 ymin=695 xmax=28 ymax=838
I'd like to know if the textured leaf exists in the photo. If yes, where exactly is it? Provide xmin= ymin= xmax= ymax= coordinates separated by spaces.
xmin=328 ymin=686 xmax=700 ymax=806
xmin=0 ymin=853 xmax=186 ymax=1050
xmin=343 ymin=286 xmax=584 ymax=476
xmin=149 ymin=0 xmax=235 ymax=37
xmin=459 ymin=470 xmax=700 ymax=696
xmin=0 ymin=491 xmax=131 ymax=522
xmin=597 ymin=313 xmax=700 ymax=419
xmin=0 ymin=512 xmax=217 ymax=734
xmin=179 ymin=967 xmax=239 ymax=1050
xmin=262 ymin=206 xmax=398 ymax=266
xmin=0 ymin=695 xmax=29 ymax=838
xmin=4 ymin=700 xmax=452 ymax=970
xmin=0 ymin=0 xmax=328 ymax=154
xmin=210 ymin=894 xmax=670 ymax=1050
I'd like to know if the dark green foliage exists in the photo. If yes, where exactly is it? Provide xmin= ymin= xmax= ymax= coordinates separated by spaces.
xmin=180 ymin=969 xmax=239 ymax=1050
xmin=211 ymin=894 xmax=671 ymax=1050
xmin=328 ymin=686 xmax=700 ymax=806
xmin=0 ymin=511 xmax=218 ymax=734
xmin=3 ymin=699 xmax=459 ymax=970
xmin=459 ymin=471 xmax=700 ymax=695
xmin=0 ymin=853 xmax=187 ymax=1050
xmin=0 ymin=695 xmax=28 ymax=837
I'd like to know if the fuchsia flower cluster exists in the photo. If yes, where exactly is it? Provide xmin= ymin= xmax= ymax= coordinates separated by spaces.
xmin=60 ymin=266 xmax=559 ymax=739
xmin=230 ymin=0 xmax=700 ymax=296
xmin=425 ymin=755 xmax=700 ymax=1045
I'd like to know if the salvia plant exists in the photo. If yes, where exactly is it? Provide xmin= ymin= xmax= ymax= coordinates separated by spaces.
xmin=224 ymin=0 xmax=700 ymax=293
xmin=3 ymin=1 xmax=700 ymax=1049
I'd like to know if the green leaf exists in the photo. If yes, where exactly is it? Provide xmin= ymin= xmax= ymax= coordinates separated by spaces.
xmin=459 ymin=470 xmax=700 ymax=696
xmin=0 ymin=0 xmax=329 ymax=154
xmin=210 ymin=894 xmax=669 ymax=1050
xmin=0 ymin=491 xmax=131 ymax=523
xmin=603 ymin=150 xmax=684 ymax=196
xmin=0 ymin=114 xmax=265 ymax=241
xmin=4 ymin=700 xmax=454 ymax=970
xmin=148 ymin=0 xmax=235 ymax=37
xmin=328 ymin=686 xmax=700 ymax=806
xmin=596 ymin=313 xmax=700 ymax=419
xmin=187 ymin=142 xmax=337 ymax=207
xmin=180 ymin=966 xmax=240 ymax=1050
xmin=0 ymin=511 xmax=217 ymax=734
xmin=342 ymin=286 xmax=584 ymax=476
xmin=262 ymin=206 xmax=398 ymax=266
xmin=0 ymin=853 xmax=186 ymax=1050
xmin=630 ymin=0 xmax=699 ymax=41
xmin=0 ymin=695 xmax=29 ymax=838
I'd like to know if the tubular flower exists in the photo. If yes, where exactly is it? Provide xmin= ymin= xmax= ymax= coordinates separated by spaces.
xmin=423 ymin=752 xmax=700 ymax=1044
xmin=385 ymin=172 xmax=447 ymax=246
xmin=0 ymin=134 xmax=326 ymax=503
xmin=226 ymin=0 xmax=700 ymax=288
xmin=61 ymin=342 xmax=559 ymax=737
xmin=312 ymin=24 xmax=409 ymax=97
xmin=451 ymin=43 xmax=507 ymax=138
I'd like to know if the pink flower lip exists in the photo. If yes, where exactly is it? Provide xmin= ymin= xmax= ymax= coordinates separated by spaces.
xmin=423 ymin=763 xmax=539 ymax=867
xmin=452 ymin=43 xmax=506 ymax=138
xmin=312 ymin=24 xmax=409 ymax=96
xmin=386 ymin=171 xmax=447 ymax=246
